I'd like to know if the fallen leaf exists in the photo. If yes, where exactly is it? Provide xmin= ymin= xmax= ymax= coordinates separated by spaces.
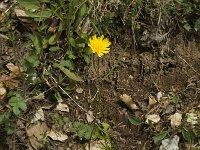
xmin=146 ymin=114 xmax=160 ymax=124
xmin=0 ymin=83 xmax=6 ymax=100
xmin=186 ymin=112 xmax=198 ymax=125
xmin=0 ymin=74 xmax=20 ymax=89
xmin=159 ymin=135 xmax=179 ymax=150
xmin=157 ymin=91 xmax=163 ymax=102
xmin=14 ymin=8 xmax=28 ymax=18
xmin=0 ymin=63 xmax=23 ymax=89
xmin=149 ymin=95 xmax=157 ymax=105
xmin=6 ymin=63 xmax=22 ymax=75
xmin=55 ymin=102 xmax=69 ymax=112
xmin=0 ymin=2 xmax=7 ymax=21
xmin=47 ymin=130 xmax=68 ymax=142
xmin=31 ymin=108 xmax=45 ymax=123
xmin=170 ymin=113 xmax=182 ymax=127
xmin=120 ymin=94 xmax=138 ymax=110
xmin=26 ymin=122 xmax=49 ymax=149
xmin=85 ymin=140 xmax=111 ymax=150
xmin=25 ymin=93 xmax=45 ymax=102
xmin=76 ymin=87 xmax=83 ymax=94
xmin=86 ymin=111 xmax=95 ymax=123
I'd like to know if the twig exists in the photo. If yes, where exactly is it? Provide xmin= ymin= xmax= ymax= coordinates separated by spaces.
xmin=131 ymin=4 xmax=143 ymax=50
xmin=50 ymin=76 xmax=87 ymax=113
xmin=90 ymin=89 xmax=99 ymax=102
xmin=169 ymin=49 xmax=198 ymax=74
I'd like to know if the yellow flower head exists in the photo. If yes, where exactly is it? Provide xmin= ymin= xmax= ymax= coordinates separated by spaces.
xmin=88 ymin=34 xmax=111 ymax=57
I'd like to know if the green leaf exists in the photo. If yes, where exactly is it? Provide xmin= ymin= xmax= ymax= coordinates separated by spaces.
xmin=55 ymin=59 xmax=74 ymax=70
xmin=84 ymin=131 xmax=93 ymax=140
xmin=84 ymin=47 xmax=92 ymax=55
xmin=5 ymin=122 xmax=16 ymax=135
xmin=18 ymin=0 xmax=40 ymax=10
xmin=74 ymin=4 xmax=88 ymax=27
xmin=73 ymin=122 xmax=82 ymax=128
xmin=66 ymin=51 xmax=76 ymax=59
xmin=58 ymin=119 xmax=65 ymax=126
xmin=8 ymin=94 xmax=26 ymax=115
xmin=29 ymin=32 xmax=43 ymax=55
xmin=83 ymin=55 xmax=90 ymax=64
xmin=63 ymin=117 xmax=69 ymax=123
xmin=78 ymin=128 xmax=86 ymax=138
xmin=58 ymin=66 xmax=83 ymax=81
xmin=153 ymin=131 xmax=169 ymax=145
xmin=13 ymin=106 xmax=20 ymax=115
xmin=39 ymin=0 xmax=50 ymax=2
xmin=182 ymin=126 xmax=196 ymax=142
xmin=18 ymin=101 xmax=27 ymax=111
xmin=25 ymin=9 xmax=52 ymax=18
xmin=168 ymin=92 xmax=178 ymax=104
xmin=101 ymin=122 xmax=110 ymax=131
xmin=0 ymin=112 xmax=11 ymax=124
xmin=26 ymin=54 xmax=40 ymax=67
xmin=54 ymin=91 xmax=62 ymax=102
xmin=49 ymin=46 xmax=60 ymax=52
xmin=128 ymin=116 xmax=142 ymax=126
xmin=69 ymin=37 xmax=76 ymax=47
xmin=195 ymin=18 xmax=200 ymax=31
xmin=48 ymin=22 xmax=63 ymax=45
xmin=48 ymin=32 xmax=62 ymax=45
xmin=183 ymin=23 xmax=192 ymax=31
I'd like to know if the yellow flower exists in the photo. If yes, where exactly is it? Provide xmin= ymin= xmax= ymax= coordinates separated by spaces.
xmin=88 ymin=34 xmax=111 ymax=57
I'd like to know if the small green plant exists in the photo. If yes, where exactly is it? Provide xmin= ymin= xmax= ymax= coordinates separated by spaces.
xmin=0 ymin=111 xmax=15 ymax=135
xmin=68 ymin=121 xmax=112 ymax=149
xmin=68 ymin=121 xmax=95 ymax=140
xmin=50 ymin=113 xmax=69 ymax=126
xmin=181 ymin=125 xmax=198 ymax=144
xmin=95 ymin=122 xmax=112 ymax=150
xmin=128 ymin=116 xmax=143 ymax=126
xmin=15 ymin=0 xmax=91 ymax=90
xmin=8 ymin=92 xmax=27 ymax=115
xmin=153 ymin=130 xmax=170 ymax=145
xmin=0 ymin=91 xmax=27 ymax=135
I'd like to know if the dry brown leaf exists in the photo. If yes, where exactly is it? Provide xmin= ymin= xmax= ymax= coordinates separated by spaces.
xmin=170 ymin=113 xmax=182 ymax=127
xmin=0 ymin=74 xmax=20 ymax=89
xmin=55 ymin=102 xmax=69 ymax=112
xmin=146 ymin=114 xmax=160 ymax=124
xmin=0 ymin=63 xmax=23 ymax=89
xmin=157 ymin=91 xmax=163 ymax=101
xmin=149 ymin=96 xmax=157 ymax=105
xmin=0 ymin=83 xmax=6 ymax=100
xmin=159 ymin=135 xmax=179 ymax=150
xmin=76 ymin=87 xmax=83 ymax=94
xmin=26 ymin=122 xmax=49 ymax=149
xmin=86 ymin=111 xmax=95 ymax=123
xmin=120 ymin=94 xmax=138 ymax=110
xmin=14 ymin=8 xmax=28 ymax=18
xmin=0 ymin=3 xmax=7 ymax=21
xmin=47 ymin=18 xmax=59 ymax=33
xmin=47 ymin=130 xmax=68 ymax=142
xmin=31 ymin=108 xmax=45 ymax=123
xmin=25 ymin=93 xmax=45 ymax=102
xmin=186 ymin=112 xmax=198 ymax=125
xmin=85 ymin=140 xmax=111 ymax=150
xmin=6 ymin=63 xmax=22 ymax=76
xmin=0 ymin=104 xmax=3 ymax=111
